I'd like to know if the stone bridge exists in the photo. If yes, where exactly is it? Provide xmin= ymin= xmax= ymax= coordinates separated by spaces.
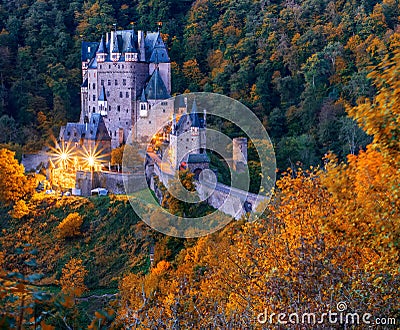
xmin=146 ymin=152 xmax=268 ymax=219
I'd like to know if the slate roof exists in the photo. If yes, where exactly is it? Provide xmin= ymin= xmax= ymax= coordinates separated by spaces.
xmin=81 ymin=78 xmax=88 ymax=88
xmin=140 ymin=89 xmax=147 ymax=102
xmin=143 ymin=68 xmax=171 ymax=100
xmin=82 ymin=30 xmax=169 ymax=64
xmin=97 ymin=36 xmax=107 ymax=54
xmin=190 ymin=99 xmax=201 ymax=128
xmin=98 ymin=86 xmax=107 ymax=101
xmin=88 ymin=57 xmax=97 ymax=69
xmin=60 ymin=114 xmax=110 ymax=142
xmin=188 ymin=153 xmax=210 ymax=163
xmin=125 ymin=33 xmax=137 ymax=53
xmin=81 ymin=42 xmax=99 ymax=62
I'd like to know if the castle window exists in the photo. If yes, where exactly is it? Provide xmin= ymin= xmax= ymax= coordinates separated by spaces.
xmin=115 ymin=79 xmax=118 ymax=86
xmin=123 ymin=79 xmax=126 ymax=86
xmin=163 ymin=109 xmax=165 ymax=113
xmin=92 ymin=107 xmax=95 ymax=113
xmin=67 ymin=132 xmax=70 ymax=136
xmin=107 ymin=91 xmax=110 ymax=97
xmin=119 ymin=117 xmax=120 ymax=121
xmin=90 ymin=130 xmax=93 ymax=135
xmin=114 ymin=131 xmax=116 ymax=137
xmin=109 ymin=65 xmax=111 ymax=69
xmin=118 ymin=65 xmax=120 ymax=69
xmin=126 ymin=109 xmax=128 ymax=113
xmin=93 ymin=95 xmax=96 ymax=101
xmin=109 ymin=106 xmax=111 ymax=111
xmin=149 ymin=121 xmax=151 ymax=124
xmin=117 ymin=105 xmax=120 ymax=112
xmin=126 ymin=122 xmax=128 ymax=125
xmin=122 ymin=65 xmax=124 ymax=69
xmin=74 ymin=132 xmax=77 ymax=137
xmin=126 ymin=92 xmax=129 ymax=98
xmin=108 ymin=80 xmax=111 ymax=86
xmin=101 ymin=80 xmax=104 ymax=86
xmin=92 ymin=83 xmax=95 ymax=89
xmin=161 ymin=101 xmax=167 ymax=106
xmin=120 ymin=92 xmax=123 ymax=98
xmin=100 ymin=65 xmax=102 ymax=69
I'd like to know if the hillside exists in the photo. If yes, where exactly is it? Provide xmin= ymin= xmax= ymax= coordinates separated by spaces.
xmin=1 ymin=0 xmax=398 ymax=169
xmin=0 ymin=194 xmax=190 ymax=327
xmin=0 ymin=0 xmax=399 ymax=328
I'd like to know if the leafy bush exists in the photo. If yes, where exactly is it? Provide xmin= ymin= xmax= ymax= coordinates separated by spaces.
xmin=57 ymin=212 xmax=83 ymax=239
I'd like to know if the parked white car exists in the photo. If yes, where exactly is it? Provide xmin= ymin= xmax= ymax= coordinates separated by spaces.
xmin=91 ymin=188 xmax=108 ymax=196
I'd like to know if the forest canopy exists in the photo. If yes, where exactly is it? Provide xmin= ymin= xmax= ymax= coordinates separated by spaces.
xmin=1 ymin=0 xmax=398 ymax=169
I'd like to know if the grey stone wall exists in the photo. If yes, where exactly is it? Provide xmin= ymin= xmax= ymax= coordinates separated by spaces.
xmin=22 ymin=152 xmax=50 ymax=172
xmin=75 ymin=170 xmax=143 ymax=196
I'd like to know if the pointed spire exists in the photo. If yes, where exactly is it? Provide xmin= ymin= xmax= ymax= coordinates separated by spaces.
xmin=112 ymin=34 xmax=119 ymax=53
xmin=97 ymin=35 xmax=107 ymax=53
xmin=125 ymin=32 xmax=137 ymax=53
xmin=190 ymin=99 xmax=201 ymax=128
xmin=191 ymin=99 xmax=197 ymax=114
xmin=98 ymin=86 xmax=107 ymax=101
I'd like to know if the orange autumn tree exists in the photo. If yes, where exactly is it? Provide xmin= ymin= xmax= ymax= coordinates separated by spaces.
xmin=60 ymin=258 xmax=88 ymax=298
xmin=322 ymin=35 xmax=400 ymax=276
xmin=0 ymin=148 xmax=35 ymax=206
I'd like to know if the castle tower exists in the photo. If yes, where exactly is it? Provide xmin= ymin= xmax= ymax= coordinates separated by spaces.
xmin=125 ymin=30 xmax=138 ymax=62
xmin=232 ymin=137 xmax=248 ymax=172
xmin=176 ymin=95 xmax=187 ymax=115
xmin=138 ymin=30 xmax=146 ymax=61
xmin=139 ymin=90 xmax=148 ymax=118
xmin=111 ymin=31 xmax=121 ymax=62
xmin=190 ymin=99 xmax=200 ymax=137
xmin=79 ymin=79 xmax=88 ymax=123
xmin=148 ymin=31 xmax=171 ymax=93
xmin=96 ymin=36 xmax=107 ymax=63
xmin=67 ymin=26 xmax=172 ymax=150
xmin=98 ymin=86 xmax=107 ymax=116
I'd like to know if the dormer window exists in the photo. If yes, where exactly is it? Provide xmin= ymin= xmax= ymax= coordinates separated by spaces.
xmin=191 ymin=127 xmax=199 ymax=136
xmin=140 ymin=102 xmax=148 ymax=117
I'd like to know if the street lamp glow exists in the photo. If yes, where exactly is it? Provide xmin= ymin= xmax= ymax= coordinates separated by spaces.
xmin=60 ymin=152 xmax=68 ymax=161
xmin=87 ymin=156 xmax=95 ymax=167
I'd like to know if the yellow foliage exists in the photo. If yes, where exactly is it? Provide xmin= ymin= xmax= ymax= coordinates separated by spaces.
xmin=0 ymin=148 xmax=34 ymax=205
xmin=9 ymin=200 xmax=30 ymax=219
xmin=60 ymin=258 xmax=87 ymax=297
xmin=151 ymin=260 xmax=171 ymax=276
xmin=56 ymin=212 xmax=83 ymax=239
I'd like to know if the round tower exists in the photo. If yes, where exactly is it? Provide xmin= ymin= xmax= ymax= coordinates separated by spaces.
xmin=233 ymin=137 xmax=248 ymax=172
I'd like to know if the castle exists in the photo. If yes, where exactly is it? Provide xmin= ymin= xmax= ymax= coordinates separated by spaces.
xmin=60 ymin=26 xmax=173 ymax=152
xmin=56 ymin=26 xmax=252 ymax=213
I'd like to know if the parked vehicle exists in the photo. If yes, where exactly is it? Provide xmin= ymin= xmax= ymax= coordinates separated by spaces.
xmin=91 ymin=188 xmax=108 ymax=196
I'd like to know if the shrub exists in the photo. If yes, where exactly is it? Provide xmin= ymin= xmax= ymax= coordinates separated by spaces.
xmin=57 ymin=212 xmax=83 ymax=239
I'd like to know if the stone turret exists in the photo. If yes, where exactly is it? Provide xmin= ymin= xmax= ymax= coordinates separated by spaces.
xmin=96 ymin=35 xmax=107 ymax=63
xmin=111 ymin=31 xmax=121 ymax=62
xmin=232 ymin=137 xmax=248 ymax=172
